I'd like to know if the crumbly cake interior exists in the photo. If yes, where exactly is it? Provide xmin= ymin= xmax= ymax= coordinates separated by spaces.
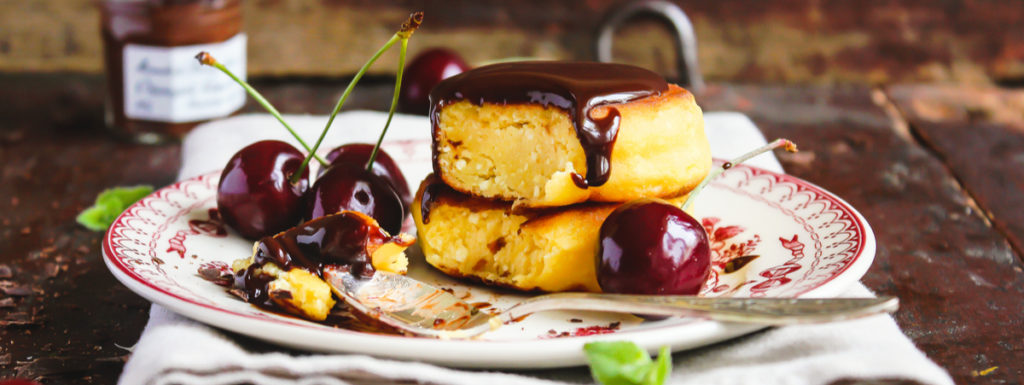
xmin=436 ymin=101 xmax=586 ymax=207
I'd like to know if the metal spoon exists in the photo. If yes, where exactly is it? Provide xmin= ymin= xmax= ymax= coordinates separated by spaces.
xmin=322 ymin=267 xmax=898 ymax=339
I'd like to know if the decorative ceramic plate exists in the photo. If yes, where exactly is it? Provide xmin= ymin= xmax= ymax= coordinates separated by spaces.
xmin=103 ymin=164 xmax=875 ymax=369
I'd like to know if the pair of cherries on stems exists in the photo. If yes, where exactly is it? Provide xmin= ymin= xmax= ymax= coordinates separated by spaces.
xmin=216 ymin=141 xmax=409 ymax=239
xmin=597 ymin=139 xmax=797 ymax=296
xmin=201 ymin=12 xmax=422 ymax=240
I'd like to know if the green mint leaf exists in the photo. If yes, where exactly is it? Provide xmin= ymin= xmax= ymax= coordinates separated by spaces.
xmin=584 ymin=341 xmax=663 ymax=385
xmin=643 ymin=346 xmax=672 ymax=385
xmin=76 ymin=185 xmax=153 ymax=231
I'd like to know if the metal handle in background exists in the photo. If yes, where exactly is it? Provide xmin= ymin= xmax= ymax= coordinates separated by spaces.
xmin=503 ymin=293 xmax=899 ymax=325
xmin=595 ymin=0 xmax=704 ymax=92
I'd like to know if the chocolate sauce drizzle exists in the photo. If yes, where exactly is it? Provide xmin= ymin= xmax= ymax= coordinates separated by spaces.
xmin=418 ymin=174 xmax=453 ymax=224
xmin=235 ymin=212 xmax=396 ymax=309
xmin=429 ymin=61 xmax=667 ymax=188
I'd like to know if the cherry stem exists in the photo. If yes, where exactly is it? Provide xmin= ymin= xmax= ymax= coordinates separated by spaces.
xmin=366 ymin=37 xmax=409 ymax=171
xmin=681 ymin=138 xmax=797 ymax=211
xmin=293 ymin=12 xmax=423 ymax=184
xmin=195 ymin=52 xmax=327 ymax=167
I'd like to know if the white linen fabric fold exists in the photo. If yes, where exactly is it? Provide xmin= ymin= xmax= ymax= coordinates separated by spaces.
xmin=119 ymin=111 xmax=952 ymax=385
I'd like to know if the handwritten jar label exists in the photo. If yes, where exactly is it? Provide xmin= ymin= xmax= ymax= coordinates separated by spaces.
xmin=123 ymin=34 xmax=247 ymax=123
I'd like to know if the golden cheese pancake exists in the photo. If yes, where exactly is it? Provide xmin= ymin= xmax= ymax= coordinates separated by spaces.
xmin=430 ymin=61 xmax=711 ymax=209
xmin=411 ymin=176 xmax=689 ymax=293
xmin=231 ymin=212 xmax=415 ymax=321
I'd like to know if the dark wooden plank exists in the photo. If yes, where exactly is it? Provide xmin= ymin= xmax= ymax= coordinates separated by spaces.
xmin=698 ymin=84 xmax=1024 ymax=384
xmin=885 ymin=86 xmax=1024 ymax=127
xmin=0 ymin=74 xmax=179 ymax=383
xmin=887 ymin=85 xmax=1024 ymax=261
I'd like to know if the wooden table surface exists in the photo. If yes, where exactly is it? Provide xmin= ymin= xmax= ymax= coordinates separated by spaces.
xmin=0 ymin=74 xmax=1021 ymax=384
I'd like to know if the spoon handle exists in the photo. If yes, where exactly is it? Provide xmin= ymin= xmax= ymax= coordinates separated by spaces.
xmin=503 ymin=293 xmax=898 ymax=325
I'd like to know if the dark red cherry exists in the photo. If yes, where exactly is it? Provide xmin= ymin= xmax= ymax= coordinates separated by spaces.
xmin=398 ymin=48 xmax=470 ymax=115
xmin=217 ymin=140 xmax=309 ymax=239
xmin=304 ymin=163 xmax=404 ymax=235
xmin=597 ymin=199 xmax=710 ymax=295
xmin=324 ymin=143 xmax=411 ymax=216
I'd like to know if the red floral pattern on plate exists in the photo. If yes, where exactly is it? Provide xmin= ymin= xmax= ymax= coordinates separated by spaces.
xmin=698 ymin=164 xmax=866 ymax=298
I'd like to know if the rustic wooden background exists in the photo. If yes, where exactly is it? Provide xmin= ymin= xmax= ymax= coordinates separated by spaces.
xmin=4 ymin=76 xmax=1023 ymax=384
xmin=1 ymin=1 xmax=1023 ymax=384
xmin=1 ymin=0 xmax=1023 ymax=84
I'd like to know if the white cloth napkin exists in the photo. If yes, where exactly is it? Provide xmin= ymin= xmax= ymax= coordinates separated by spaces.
xmin=119 ymin=112 xmax=953 ymax=385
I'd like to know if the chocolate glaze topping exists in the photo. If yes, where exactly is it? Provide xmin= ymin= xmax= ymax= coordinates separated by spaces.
xmin=418 ymin=174 xmax=453 ymax=224
xmin=429 ymin=61 xmax=668 ymax=187
xmin=236 ymin=212 xmax=396 ymax=309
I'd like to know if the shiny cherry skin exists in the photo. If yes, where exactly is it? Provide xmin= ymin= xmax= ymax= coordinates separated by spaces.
xmin=597 ymin=198 xmax=710 ymax=295
xmin=217 ymin=140 xmax=309 ymax=239
xmin=324 ymin=143 xmax=411 ymax=215
xmin=398 ymin=48 xmax=470 ymax=115
xmin=304 ymin=163 xmax=404 ymax=235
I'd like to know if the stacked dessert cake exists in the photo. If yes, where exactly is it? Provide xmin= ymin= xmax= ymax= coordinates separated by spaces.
xmin=412 ymin=61 xmax=712 ymax=293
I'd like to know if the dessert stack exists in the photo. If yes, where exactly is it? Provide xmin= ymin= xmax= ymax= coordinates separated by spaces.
xmin=412 ymin=61 xmax=712 ymax=293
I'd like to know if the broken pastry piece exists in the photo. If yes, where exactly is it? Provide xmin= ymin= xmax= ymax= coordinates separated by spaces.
xmin=430 ymin=61 xmax=711 ymax=209
xmin=231 ymin=211 xmax=415 ymax=321
xmin=412 ymin=175 xmax=689 ymax=293
xmin=232 ymin=259 xmax=337 ymax=321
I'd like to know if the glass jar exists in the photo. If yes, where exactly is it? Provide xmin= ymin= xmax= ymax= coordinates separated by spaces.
xmin=100 ymin=0 xmax=245 ymax=144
